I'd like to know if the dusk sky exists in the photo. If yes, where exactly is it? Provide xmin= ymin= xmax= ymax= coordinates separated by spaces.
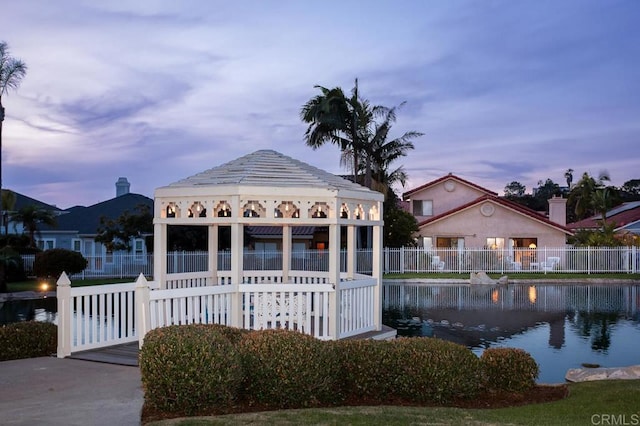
xmin=2 ymin=0 xmax=639 ymax=209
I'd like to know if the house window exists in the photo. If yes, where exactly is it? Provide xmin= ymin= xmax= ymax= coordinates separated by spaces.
xmin=37 ymin=239 xmax=56 ymax=250
xmin=436 ymin=237 xmax=463 ymax=249
xmin=134 ymin=239 xmax=145 ymax=260
xmin=72 ymin=239 xmax=82 ymax=252
xmin=413 ymin=200 xmax=433 ymax=216
xmin=421 ymin=237 xmax=433 ymax=251
xmin=486 ymin=237 xmax=505 ymax=250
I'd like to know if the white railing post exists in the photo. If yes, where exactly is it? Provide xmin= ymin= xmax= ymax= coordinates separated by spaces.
xmin=56 ymin=272 xmax=72 ymax=358
xmin=135 ymin=273 xmax=151 ymax=349
xmin=400 ymin=247 xmax=405 ymax=274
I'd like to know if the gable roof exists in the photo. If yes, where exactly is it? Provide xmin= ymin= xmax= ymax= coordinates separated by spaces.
xmin=403 ymin=173 xmax=498 ymax=200
xmin=417 ymin=194 xmax=573 ymax=235
xmin=568 ymin=202 xmax=640 ymax=231
xmin=2 ymin=189 xmax=62 ymax=212
xmin=40 ymin=193 xmax=153 ymax=235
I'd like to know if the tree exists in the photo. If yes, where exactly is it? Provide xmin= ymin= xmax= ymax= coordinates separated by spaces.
xmin=568 ymin=171 xmax=618 ymax=221
xmin=1 ymin=189 xmax=16 ymax=234
xmin=356 ymin=103 xmax=421 ymax=199
xmin=383 ymin=201 xmax=419 ymax=248
xmin=504 ymin=181 xmax=526 ymax=198
xmin=95 ymin=204 xmax=153 ymax=252
xmin=620 ymin=179 xmax=640 ymax=200
xmin=9 ymin=205 xmax=57 ymax=248
xmin=564 ymin=169 xmax=574 ymax=189
xmin=301 ymin=79 xmax=383 ymax=187
xmin=0 ymin=42 xmax=26 ymax=293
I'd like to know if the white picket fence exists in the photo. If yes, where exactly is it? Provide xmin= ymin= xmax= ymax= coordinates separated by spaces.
xmin=57 ymin=271 xmax=376 ymax=356
xmin=26 ymin=246 xmax=640 ymax=280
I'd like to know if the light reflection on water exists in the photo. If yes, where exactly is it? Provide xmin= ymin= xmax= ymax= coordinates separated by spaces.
xmin=383 ymin=283 xmax=640 ymax=383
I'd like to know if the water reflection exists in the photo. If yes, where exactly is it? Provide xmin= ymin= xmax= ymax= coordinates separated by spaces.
xmin=383 ymin=283 xmax=640 ymax=382
xmin=0 ymin=297 xmax=58 ymax=325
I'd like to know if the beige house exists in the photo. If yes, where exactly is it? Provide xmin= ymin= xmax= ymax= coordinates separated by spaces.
xmin=403 ymin=174 xmax=572 ymax=269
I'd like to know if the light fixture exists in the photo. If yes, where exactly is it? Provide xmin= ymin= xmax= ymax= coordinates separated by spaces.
xmin=529 ymin=243 xmax=537 ymax=249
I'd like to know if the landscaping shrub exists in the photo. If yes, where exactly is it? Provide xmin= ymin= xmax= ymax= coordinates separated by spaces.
xmin=480 ymin=347 xmax=539 ymax=392
xmin=0 ymin=321 xmax=57 ymax=361
xmin=334 ymin=339 xmax=399 ymax=401
xmin=389 ymin=337 xmax=482 ymax=403
xmin=139 ymin=324 xmax=244 ymax=415
xmin=240 ymin=329 xmax=343 ymax=409
xmin=0 ymin=247 xmax=27 ymax=282
xmin=33 ymin=248 xmax=88 ymax=279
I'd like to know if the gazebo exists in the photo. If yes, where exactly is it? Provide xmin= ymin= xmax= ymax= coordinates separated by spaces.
xmin=150 ymin=149 xmax=387 ymax=340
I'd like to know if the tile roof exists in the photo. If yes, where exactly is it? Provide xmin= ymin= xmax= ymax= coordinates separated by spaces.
xmin=403 ymin=173 xmax=498 ymax=200
xmin=417 ymin=194 xmax=573 ymax=235
xmin=1 ymin=189 xmax=62 ymax=212
xmin=247 ymin=226 xmax=317 ymax=238
xmin=568 ymin=202 xmax=640 ymax=230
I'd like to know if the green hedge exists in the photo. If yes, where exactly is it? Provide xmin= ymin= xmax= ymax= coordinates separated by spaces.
xmin=139 ymin=324 xmax=246 ymax=415
xmin=139 ymin=325 xmax=540 ymax=416
xmin=0 ymin=321 xmax=57 ymax=361
xmin=480 ymin=347 xmax=539 ymax=392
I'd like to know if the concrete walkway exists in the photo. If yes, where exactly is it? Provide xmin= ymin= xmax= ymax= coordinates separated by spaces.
xmin=565 ymin=364 xmax=640 ymax=382
xmin=0 ymin=357 xmax=143 ymax=426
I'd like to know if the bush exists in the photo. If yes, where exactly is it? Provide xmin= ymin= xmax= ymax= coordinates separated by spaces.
xmin=240 ymin=329 xmax=343 ymax=408
xmin=0 ymin=247 xmax=27 ymax=282
xmin=33 ymin=249 xmax=87 ymax=279
xmin=139 ymin=324 xmax=245 ymax=415
xmin=480 ymin=347 xmax=539 ymax=392
xmin=390 ymin=337 xmax=482 ymax=403
xmin=0 ymin=321 xmax=57 ymax=361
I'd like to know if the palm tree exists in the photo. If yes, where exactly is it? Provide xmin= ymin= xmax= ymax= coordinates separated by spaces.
xmin=362 ymin=103 xmax=422 ymax=198
xmin=564 ymin=169 xmax=574 ymax=189
xmin=568 ymin=171 xmax=612 ymax=220
xmin=301 ymin=79 xmax=376 ymax=186
xmin=1 ymin=189 xmax=16 ymax=234
xmin=10 ymin=205 xmax=57 ymax=248
xmin=1 ymin=42 xmax=27 ymax=230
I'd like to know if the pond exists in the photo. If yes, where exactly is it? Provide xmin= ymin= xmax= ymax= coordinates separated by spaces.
xmin=0 ymin=296 xmax=57 ymax=325
xmin=383 ymin=282 xmax=640 ymax=384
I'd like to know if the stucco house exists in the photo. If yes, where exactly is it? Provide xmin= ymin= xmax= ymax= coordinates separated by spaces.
xmin=402 ymin=174 xmax=573 ymax=269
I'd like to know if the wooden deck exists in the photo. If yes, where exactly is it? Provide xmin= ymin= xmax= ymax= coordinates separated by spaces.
xmin=68 ymin=326 xmax=397 ymax=367
xmin=69 ymin=342 xmax=139 ymax=367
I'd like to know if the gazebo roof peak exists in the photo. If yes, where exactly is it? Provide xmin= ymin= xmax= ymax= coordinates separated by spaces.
xmin=163 ymin=149 xmax=377 ymax=195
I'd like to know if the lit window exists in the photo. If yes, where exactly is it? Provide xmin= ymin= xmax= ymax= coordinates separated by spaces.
xmin=486 ymin=237 xmax=505 ymax=250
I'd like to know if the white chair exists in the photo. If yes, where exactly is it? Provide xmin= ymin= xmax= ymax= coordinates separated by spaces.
xmin=506 ymin=256 xmax=522 ymax=270
xmin=540 ymin=257 xmax=560 ymax=272
xmin=432 ymin=255 xmax=445 ymax=270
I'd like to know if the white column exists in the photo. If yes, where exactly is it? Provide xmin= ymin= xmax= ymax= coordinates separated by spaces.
xmin=328 ymin=223 xmax=341 ymax=339
xmin=372 ymin=223 xmax=383 ymax=331
xmin=153 ymin=222 xmax=167 ymax=289
xmin=230 ymin=222 xmax=244 ymax=327
xmin=208 ymin=224 xmax=218 ymax=285
xmin=347 ymin=224 xmax=356 ymax=279
xmin=56 ymin=272 xmax=72 ymax=358
xmin=282 ymin=225 xmax=291 ymax=283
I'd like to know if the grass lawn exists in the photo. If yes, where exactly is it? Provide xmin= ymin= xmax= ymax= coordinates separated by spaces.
xmin=145 ymin=380 xmax=640 ymax=425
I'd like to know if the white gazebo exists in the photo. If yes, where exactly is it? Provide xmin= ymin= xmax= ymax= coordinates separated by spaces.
xmin=150 ymin=149 xmax=387 ymax=340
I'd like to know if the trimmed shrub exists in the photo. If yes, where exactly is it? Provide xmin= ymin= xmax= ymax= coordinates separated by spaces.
xmin=334 ymin=339 xmax=399 ymax=402
xmin=139 ymin=324 xmax=244 ymax=415
xmin=390 ymin=337 xmax=482 ymax=403
xmin=240 ymin=329 xmax=343 ymax=409
xmin=33 ymin=248 xmax=87 ymax=279
xmin=480 ymin=347 xmax=539 ymax=392
xmin=0 ymin=321 xmax=57 ymax=361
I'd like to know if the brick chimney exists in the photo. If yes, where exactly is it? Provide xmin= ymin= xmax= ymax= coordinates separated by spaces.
xmin=116 ymin=177 xmax=130 ymax=197
xmin=548 ymin=196 xmax=567 ymax=227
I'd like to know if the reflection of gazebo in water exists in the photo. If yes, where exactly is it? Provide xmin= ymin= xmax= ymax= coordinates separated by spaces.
xmin=149 ymin=150 xmax=391 ymax=340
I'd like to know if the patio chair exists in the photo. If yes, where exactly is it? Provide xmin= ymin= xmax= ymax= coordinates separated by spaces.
xmin=432 ymin=255 xmax=445 ymax=271
xmin=506 ymin=256 xmax=522 ymax=271
xmin=540 ymin=257 xmax=560 ymax=272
